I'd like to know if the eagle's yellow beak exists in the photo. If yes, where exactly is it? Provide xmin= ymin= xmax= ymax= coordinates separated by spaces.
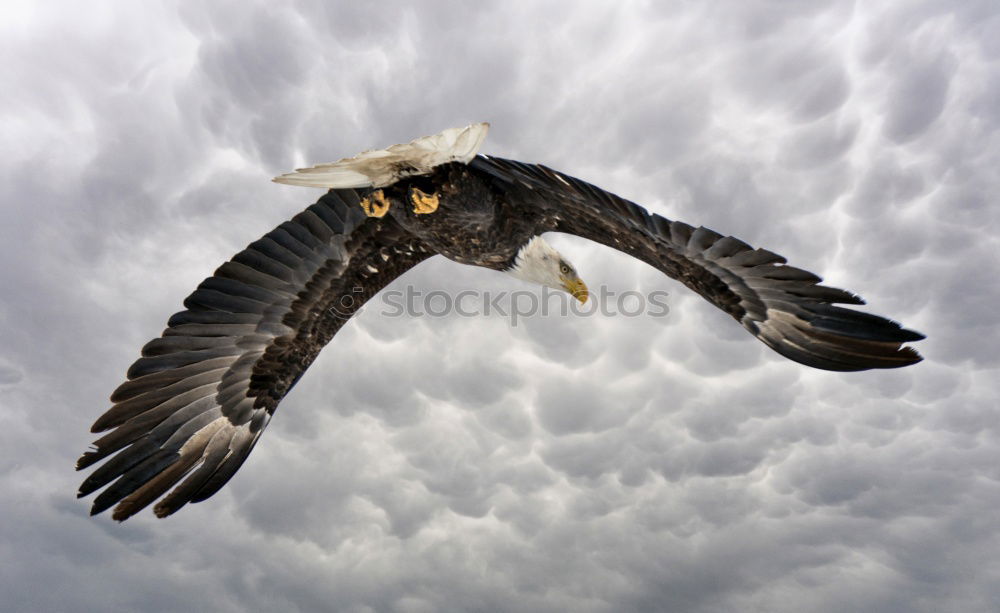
xmin=563 ymin=275 xmax=589 ymax=304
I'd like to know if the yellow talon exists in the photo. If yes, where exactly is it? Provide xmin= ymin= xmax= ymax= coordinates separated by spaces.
xmin=409 ymin=187 xmax=439 ymax=214
xmin=360 ymin=190 xmax=390 ymax=218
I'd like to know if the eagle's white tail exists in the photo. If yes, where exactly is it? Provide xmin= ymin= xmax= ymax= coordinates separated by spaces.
xmin=273 ymin=122 xmax=489 ymax=189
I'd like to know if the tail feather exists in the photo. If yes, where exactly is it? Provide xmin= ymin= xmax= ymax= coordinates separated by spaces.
xmin=273 ymin=122 xmax=489 ymax=189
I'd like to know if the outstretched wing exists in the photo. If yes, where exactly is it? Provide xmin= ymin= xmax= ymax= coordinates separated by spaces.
xmin=78 ymin=189 xmax=433 ymax=520
xmin=471 ymin=156 xmax=924 ymax=371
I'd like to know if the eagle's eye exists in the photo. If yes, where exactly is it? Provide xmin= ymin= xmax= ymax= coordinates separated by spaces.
xmin=560 ymin=264 xmax=570 ymax=274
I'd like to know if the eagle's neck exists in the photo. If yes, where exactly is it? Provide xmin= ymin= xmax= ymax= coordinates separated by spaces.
xmin=505 ymin=236 xmax=559 ymax=284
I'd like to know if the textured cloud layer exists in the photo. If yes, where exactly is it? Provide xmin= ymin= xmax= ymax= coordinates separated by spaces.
xmin=3 ymin=1 xmax=999 ymax=612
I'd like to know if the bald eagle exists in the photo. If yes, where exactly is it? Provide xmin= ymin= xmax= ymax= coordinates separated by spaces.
xmin=78 ymin=123 xmax=924 ymax=520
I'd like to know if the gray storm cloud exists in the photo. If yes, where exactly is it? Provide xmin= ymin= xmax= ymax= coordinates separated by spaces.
xmin=2 ymin=1 xmax=999 ymax=612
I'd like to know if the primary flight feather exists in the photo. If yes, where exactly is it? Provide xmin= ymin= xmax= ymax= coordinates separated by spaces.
xmin=78 ymin=123 xmax=924 ymax=520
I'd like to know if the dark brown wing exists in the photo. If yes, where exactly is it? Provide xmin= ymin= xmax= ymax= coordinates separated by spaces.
xmin=471 ymin=156 xmax=924 ymax=371
xmin=77 ymin=189 xmax=433 ymax=520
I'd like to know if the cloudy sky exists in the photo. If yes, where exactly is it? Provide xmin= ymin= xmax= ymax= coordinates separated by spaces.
xmin=3 ymin=1 xmax=999 ymax=611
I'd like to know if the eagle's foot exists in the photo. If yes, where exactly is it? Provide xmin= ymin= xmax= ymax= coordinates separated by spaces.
xmin=409 ymin=187 xmax=439 ymax=214
xmin=360 ymin=190 xmax=390 ymax=218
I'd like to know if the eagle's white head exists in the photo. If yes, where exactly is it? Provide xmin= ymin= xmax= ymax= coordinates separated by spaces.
xmin=506 ymin=236 xmax=589 ymax=303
